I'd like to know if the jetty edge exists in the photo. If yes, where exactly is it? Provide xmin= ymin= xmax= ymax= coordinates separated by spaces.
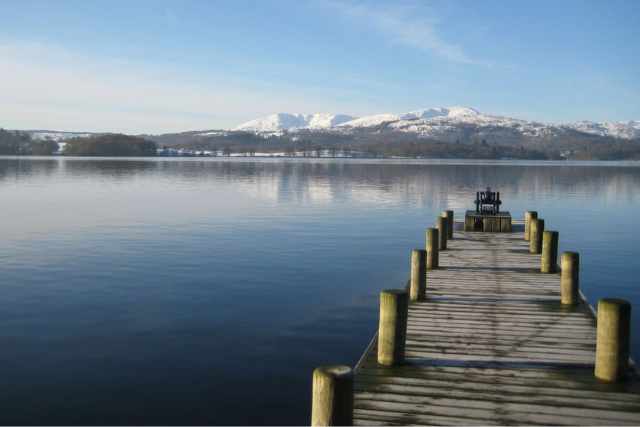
xmin=310 ymin=209 xmax=640 ymax=426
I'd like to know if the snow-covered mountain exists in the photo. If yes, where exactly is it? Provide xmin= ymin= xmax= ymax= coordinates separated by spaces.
xmin=336 ymin=106 xmax=479 ymax=129
xmin=564 ymin=121 xmax=640 ymax=139
xmin=22 ymin=108 xmax=640 ymax=145
xmin=233 ymin=113 xmax=357 ymax=132
xmin=232 ymin=107 xmax=640 ymax=141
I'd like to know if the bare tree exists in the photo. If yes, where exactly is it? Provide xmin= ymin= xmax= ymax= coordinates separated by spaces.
xmin=285 ymin=145 xmax=296 ymax=157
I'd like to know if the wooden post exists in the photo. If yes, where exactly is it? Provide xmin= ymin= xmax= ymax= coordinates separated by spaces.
xmin=426 ymin=228 xmax=439 ymax=269
xmin=378 ymin=289 xmax=408 ymax=366
xmin=442 ymin=210 xmax=454 ymax=239
xmin=561 ymin=252 xmax=580 ymax=305
xmin=529 ymin=218 xmax=544 ymax=254
xmin=436 ymin=217 xmax=448 ymax=250
xmin=525 ymin=211 xmax=538 ymax=241
xmin=311 ymin=365 xmax=354 ymax=426
xmin=595 ymin=298 xmax=631 ymax=382
xmin=410 ymin=249 xmax=427 ymax=301
xmin=541 ymin=230 xmax=559 ymax=273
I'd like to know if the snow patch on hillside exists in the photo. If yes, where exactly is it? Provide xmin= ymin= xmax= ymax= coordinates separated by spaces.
xmin=336 ymin=107 xmax=480 ymax=129
xmin=28 ymin=131 xmax=95 ymax=141
xmin=565 ymin=121 xmax=640 ymax=139
xmin=619 ymin=120 xmax=640 ymax=129
xmin=233 ymin=113 xmax=357 ymax=132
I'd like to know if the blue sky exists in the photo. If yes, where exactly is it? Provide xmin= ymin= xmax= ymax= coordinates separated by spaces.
xmin=1 ymin=0 xmax=638 ymax=134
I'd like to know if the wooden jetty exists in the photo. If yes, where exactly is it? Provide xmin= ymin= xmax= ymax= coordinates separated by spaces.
xmin=311 ymin=214 xmax=640 ymax=426
xmin=463 ymin=210 xmax=512 ymax=232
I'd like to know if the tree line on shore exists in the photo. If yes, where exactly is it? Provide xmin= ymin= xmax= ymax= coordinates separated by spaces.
xmin=157 ymin=129 xmax=640 ymax=160
xmin=0 ymin=130 xmax=157 ymax=156
xmin=170 ymin=134 xmax=640 ymax=160
xmin=64 ymin=134 xmax=157 ymax=156
xmin=2 ymin=127 xmax=640 ymax=160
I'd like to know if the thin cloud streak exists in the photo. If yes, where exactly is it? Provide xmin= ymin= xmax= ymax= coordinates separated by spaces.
xmin=318 ymin=0 xmax=492 ymax=67
xmin=0 ymin=42 xmax=385 ymax=133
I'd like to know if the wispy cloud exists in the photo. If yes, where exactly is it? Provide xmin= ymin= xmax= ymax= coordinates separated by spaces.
xmin=0 ymin=41 xmax=390 ymax=133
xmin=317 ymin=0 xmax=491 ymax=67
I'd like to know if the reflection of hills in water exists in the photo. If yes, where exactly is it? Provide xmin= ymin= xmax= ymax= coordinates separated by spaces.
xmin=2 ymin=158 xmax=640 ymax=209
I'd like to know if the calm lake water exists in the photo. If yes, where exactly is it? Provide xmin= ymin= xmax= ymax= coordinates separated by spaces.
xmin=1 ymin=157 xmax=640 ymax=425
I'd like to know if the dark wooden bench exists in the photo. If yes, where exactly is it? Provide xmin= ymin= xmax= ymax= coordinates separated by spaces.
xmin=474 ymin=187 xmax=502 ymax=214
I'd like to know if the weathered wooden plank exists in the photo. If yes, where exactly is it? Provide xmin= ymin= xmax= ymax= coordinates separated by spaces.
xmin=359 ymin=363 xmax=640 ymax=388
xmin=354 ymin=380 xmax=640 ymax=413
xmin=354 ymin=398 xmax=640 ymax=426
xmin=408 ymin=319 xmax=597 ymax=331
xmin=354 ymin=408 xmax=501 ymax=426
xmin=405 ymin=339 xmax=596 ymax=354
xmin=401 ymin=351 xmax=596 ymax=364
xmin=353 ymin=226 xmax=640 ymax=426
xmin=358 ymin=367 xmax=640 ymax=397
xmin=409 ymin=313 xmax=594 ymax=322
xmin=406 ymin=333 xmax=597 ymax=346
xmin=408 ymin=300 xmax=592 ymax=310
xmin=408 ymin=313 xmax=596 ymax=324
xmin=354 ymin=392 xmax=640 ymax=424
xmin=407 ymin=320 xmax=597 ymax=332
xmin=407 ymin=318 xmax=597 ymax=331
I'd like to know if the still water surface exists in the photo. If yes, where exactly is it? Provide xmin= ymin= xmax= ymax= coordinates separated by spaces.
xmin=1 ymin=157 xmax=639 ymax=425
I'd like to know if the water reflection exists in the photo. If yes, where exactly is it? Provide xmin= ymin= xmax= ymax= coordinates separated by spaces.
xmin=3 ymin=157 xmax=640 ymax=209
xmin=1 ymin=157 xmax=640 ymax=425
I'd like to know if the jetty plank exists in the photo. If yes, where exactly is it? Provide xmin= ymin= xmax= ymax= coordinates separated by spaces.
xmin=353 ymin=224 xmax=640 ymax=425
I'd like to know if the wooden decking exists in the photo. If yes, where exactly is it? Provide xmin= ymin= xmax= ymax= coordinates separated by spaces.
xmin=353 ymin=222 xmax=640 ymax=425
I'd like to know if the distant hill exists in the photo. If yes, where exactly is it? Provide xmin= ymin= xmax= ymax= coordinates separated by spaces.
xmin=13 ymin=107 xmax=640 ymax=160
xmin=231 ymin=106 xmax=640 ymax=145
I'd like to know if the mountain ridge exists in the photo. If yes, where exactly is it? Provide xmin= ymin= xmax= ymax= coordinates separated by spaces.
xmin=232 ymin=106 xmax=640 ymax=140
xmin=233 ymin=113 xmax=357 ymax=132
xmin=16 ymin=107 xmax=640 ymax=146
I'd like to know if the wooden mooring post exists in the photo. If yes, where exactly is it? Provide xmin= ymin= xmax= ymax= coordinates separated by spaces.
xmin=426 ymin=228 xmax=438 ymax=269
xmin=410 ymin=249 xmax=427 ymax=301
xmin=561 ymin=251 xmax=580 ymax=305
xmin=442 ymin=210 xmax=454 ymax=240
xmin=541 ymin=230 xmax=559 ymax=273
xmin=311 ymin=365 xmax=354 ymax=426
xmin=377 ymin=289 xmax=408 ymax=367
xmin=524 ymin=210 xmax=537 ymax=241
xmin=595 ymin=298 xmax=631 ymax=382
xmin=436 ymin=217 xmax=448 ymax=250
xmin=529 ymin=218 xmax=544 ymax=253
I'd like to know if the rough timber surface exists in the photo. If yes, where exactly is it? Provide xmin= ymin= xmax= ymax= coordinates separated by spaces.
xmin=353 ymin=222 xmax=640 ymax=426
